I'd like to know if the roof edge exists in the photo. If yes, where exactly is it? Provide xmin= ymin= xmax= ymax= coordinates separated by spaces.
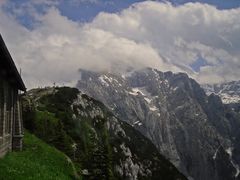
xmin=0 ymin=34 xmax=26 ymax=91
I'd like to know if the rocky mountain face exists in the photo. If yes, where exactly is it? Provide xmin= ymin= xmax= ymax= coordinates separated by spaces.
xmin=22 ymin=87 xmax=186 ymax=180
xmin=203 ymin=81 xmax=240 ymax=104
xmin=77 ymin=68 xmax=240 ymax=180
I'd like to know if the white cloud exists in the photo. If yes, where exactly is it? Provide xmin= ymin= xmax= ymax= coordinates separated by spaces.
xmin=0 ymin=1 xmax=240 ymax=88
xmin=0 ymin=6 xmax=173 ymax=88
xmin=90 ymin=1 xmax=240 ymax=83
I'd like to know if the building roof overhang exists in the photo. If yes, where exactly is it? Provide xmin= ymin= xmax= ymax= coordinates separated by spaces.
xmin=0 ymin=34 xmax=26 ymax=91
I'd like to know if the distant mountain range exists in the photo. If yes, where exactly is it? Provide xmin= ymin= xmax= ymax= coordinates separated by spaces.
xmin=202 ymin=81 xmax=240 ymax=104
xmin=77 ymin=68 xmax=240 ymax=180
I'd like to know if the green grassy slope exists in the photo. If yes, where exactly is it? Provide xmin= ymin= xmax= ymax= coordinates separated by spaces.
xmin=0 ymin=132 xmax=80 ymax=180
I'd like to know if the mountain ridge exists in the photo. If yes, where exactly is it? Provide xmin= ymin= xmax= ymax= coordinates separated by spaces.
xmin=77 ymin=68 xmax=240 ymax=180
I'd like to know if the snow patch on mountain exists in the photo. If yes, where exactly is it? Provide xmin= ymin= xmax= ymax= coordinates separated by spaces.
xmin=213 ymin=146 xmax=221 ymax=160
xmin=149 ymin=106 xmax=158 ymax=111
xmin=99 ymin=76 xmax=110 ymax=86
xmin=220 ymin=93 xmax=240 ymax=104
xmin=133 ymin=121 xmax=143 ymax=126
xmin=129 ymin=88 xmax=143 ymax=96
xmin=225 ymin=147 xmax=240 ymax=177
xmin=144 ymin=97 xmax=151 ymax=103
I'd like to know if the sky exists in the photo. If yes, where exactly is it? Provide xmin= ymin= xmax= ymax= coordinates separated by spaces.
xmin=0 ymin=0 xmax=240 ymax=88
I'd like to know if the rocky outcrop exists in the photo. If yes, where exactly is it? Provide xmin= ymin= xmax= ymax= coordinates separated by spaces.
xmin=77 ymin=68 xmax=240 ymax=180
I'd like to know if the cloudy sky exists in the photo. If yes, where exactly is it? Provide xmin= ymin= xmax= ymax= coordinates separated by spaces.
xmin=0 ymin=0 xmax=240 ymax=88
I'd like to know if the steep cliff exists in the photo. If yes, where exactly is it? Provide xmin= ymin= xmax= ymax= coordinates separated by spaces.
xmin=77 ymin=68 xmax=240 ymax=180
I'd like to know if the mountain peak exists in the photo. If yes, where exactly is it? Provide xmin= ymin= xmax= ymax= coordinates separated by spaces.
xmin=77 ymin=69 xmax=240 ymax=180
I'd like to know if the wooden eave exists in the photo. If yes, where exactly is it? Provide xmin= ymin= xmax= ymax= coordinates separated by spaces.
xmin=0 ymin=34 xmax=26 ymax=91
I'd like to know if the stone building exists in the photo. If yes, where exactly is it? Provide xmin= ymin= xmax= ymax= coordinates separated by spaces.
xmin=0 ymin=34 xmax=26 ymax=157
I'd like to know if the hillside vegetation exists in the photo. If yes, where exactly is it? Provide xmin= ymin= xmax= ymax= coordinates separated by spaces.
xmin=0 ymin=131 xmax=79 ymax=180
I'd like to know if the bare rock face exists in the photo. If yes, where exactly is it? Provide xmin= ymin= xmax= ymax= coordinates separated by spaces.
xmin=77 ymin=68 xmax=240 ymax=180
